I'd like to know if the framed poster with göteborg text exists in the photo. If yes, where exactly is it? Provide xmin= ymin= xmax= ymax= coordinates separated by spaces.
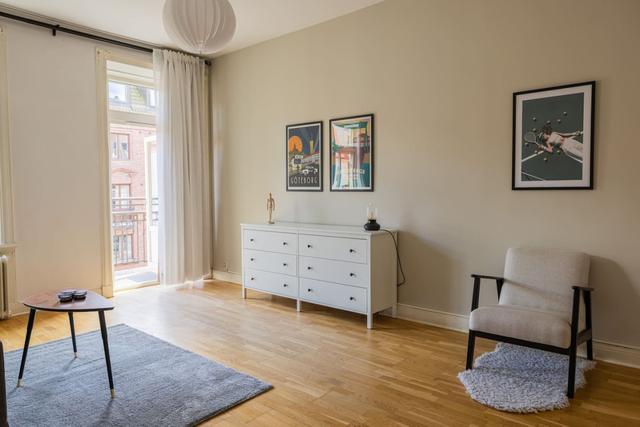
xmin=286 ymin=121 xmax=323 ymax=191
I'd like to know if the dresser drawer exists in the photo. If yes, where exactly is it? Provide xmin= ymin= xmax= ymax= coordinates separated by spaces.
xmin=300 ymin=278 xmax=367 ymax=314
xmin=299 ymin=234 xmax=367 ymax=263
xmin=243 ymin=249 xmax=297 ymax=276
xmin=299 ymin=256 xmax=369 ymax=288
xmin=243 ymin=229 xmax=297 ymax=254
xmin=244 ymin=269 xmax=298 ymax=298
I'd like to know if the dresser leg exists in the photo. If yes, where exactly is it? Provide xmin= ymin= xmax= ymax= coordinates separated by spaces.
xmin=391 ymin=304 xmax=398 ymax=318
xmin=241 ymin=286 xmax=246 ymax=299
xmin=296 ymin=300 xmax=301 ymax=312
xmin=367 ymin=313 xmax=373 ymax=329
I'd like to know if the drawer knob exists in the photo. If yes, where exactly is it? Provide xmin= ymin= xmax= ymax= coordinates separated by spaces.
xmin=349 ymin=249 xmax=356 ymax=253
xmin=250 ymin=258 xmax=255 ymax=261
xmin=307 ymin=244 xmax=312 ymax=248
xmin=349 ymin=273 xmax=356 ymax=277
xmin=249 ymin=238 xmax=254 ymax=242
xmin=307 ymin=288 xmax=312 ymax=292
xmin=250 ymin=277 xmax=255 ymax=281
xmin=283 ymin=284 xmax=288 ymax=287
xmin=349 ymin=296 xmax=355 ymax=301
xmin=282 ymin=263 xmax=288 ymax=266
xmin=307 ymin=266 xmax=312 ymax=270
xmin=282 ymin=242 xmax=288 ymax=246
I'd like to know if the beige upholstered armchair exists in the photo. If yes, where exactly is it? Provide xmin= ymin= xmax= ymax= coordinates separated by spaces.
xmin=466 ymin=248 xmax=593 ymax=398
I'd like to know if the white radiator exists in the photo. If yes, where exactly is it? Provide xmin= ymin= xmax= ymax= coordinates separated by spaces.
xmin=0 ymin=255 xmax=8 ymax=319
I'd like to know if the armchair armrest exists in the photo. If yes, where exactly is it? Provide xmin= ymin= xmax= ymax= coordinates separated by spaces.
xmin=570 ymin=285 xmax=595 ymax=341
xmin=469 ymin=273 xmax=505 ymax=311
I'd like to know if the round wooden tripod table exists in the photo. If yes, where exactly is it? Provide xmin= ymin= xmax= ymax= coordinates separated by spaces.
xmin=18 ymin=290 xmax=116 ymax=398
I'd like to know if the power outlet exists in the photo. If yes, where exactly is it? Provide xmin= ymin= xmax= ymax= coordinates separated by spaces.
xmin=223 ymin=262 xmax=229 ymax=272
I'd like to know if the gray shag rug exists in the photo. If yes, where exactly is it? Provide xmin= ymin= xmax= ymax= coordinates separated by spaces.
xmin=5 ymin=324 xmax=272 ymax=426
xmin=458 ymin=343 xmax=595 ymax=413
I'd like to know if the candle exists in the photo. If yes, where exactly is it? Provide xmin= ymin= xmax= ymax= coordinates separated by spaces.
xmin=367 ymin=203 xmax=378 ymax=221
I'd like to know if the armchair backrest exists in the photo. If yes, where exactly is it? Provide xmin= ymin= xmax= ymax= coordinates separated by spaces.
xmin=499 ymin=248 xmax=590 ymax=320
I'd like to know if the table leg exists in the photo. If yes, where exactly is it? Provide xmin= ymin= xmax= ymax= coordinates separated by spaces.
xmin=68 ymin=312 xmax=78 ymax=357
xmin=98 ymin=310 xmax=115 ymax=398
xmin=17 ymin=308 xmax=36 ymax=387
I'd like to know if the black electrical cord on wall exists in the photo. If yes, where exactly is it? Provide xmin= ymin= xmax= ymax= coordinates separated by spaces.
xmin=381 ymin=229 xmax=406 ymax=287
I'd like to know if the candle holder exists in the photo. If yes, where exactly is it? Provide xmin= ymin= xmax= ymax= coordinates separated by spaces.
xmin=364 ymin=203 xmax=380 ymax=231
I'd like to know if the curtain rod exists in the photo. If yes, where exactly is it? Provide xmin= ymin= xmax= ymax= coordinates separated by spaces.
xmin=0 ymin=10 xmax=212 ymax=66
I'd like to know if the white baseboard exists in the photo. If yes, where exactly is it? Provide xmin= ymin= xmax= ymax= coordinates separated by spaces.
xmin=208 ymin=272 xmax=640 ymax=368
xmin=9 ymin=301 xmax=28 ymax=316
xmin=394 ymin=303 xmax=640 ymax=369
xmin=591 ymin=340 xmax=640 ymax=369
xmin=395 ymin=303 xmax=469 ymax=332
xmin=212 ymin=270 xmax=241 ymax=284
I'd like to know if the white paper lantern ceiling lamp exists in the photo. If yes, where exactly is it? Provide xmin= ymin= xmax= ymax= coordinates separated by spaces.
xmin=162 ymin=0 xmax=236 ymax=55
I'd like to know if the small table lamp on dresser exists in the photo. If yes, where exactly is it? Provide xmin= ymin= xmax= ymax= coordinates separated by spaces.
xmin=241 ymin=222 xmax=398 ymax=329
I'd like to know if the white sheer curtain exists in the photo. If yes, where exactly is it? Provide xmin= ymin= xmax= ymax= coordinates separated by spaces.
xmin=153 ymin=49 xmax=212 ymax=286
xmin=0 ymin=26 xmax=14 ymax=246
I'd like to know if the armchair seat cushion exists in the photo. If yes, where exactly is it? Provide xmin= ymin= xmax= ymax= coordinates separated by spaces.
xmin=469 ymin=304 xmax=571 ymax=348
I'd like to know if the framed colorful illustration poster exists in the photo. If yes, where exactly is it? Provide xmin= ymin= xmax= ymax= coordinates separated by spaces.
xmin=330 ymin=114 xmax=374 ymax=191
xmin=286 ymin=121 xmax=323 ymax=191
xmin=513 ymin=81 xmax=595 ymax=190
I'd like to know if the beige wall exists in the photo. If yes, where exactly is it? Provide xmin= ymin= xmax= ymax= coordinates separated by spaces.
xmin=211 ymin=0 xmax=640 ymax=348
xmin=1 ymin=21 xmax=149 ymax=307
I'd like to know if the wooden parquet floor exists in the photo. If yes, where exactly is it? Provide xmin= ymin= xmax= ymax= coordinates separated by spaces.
xmin=1 ymin=281 xmax=639 ymax=426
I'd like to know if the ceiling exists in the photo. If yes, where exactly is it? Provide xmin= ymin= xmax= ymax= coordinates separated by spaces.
xmin=0 ymin=0 xmax=382 ymax=56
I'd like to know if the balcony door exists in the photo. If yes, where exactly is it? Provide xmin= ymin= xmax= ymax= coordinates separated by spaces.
xmin=107 ymin=60 xmax=159 ymax=291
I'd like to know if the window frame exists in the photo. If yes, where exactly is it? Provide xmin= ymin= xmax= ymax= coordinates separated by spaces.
xmin=97 ymin=48 xmax=155 ymax=297
xmin=110 ymin=132 xmax=131 ymax=160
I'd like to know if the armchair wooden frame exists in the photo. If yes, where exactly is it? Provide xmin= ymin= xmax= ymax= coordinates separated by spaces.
xmin=465 ymin=273 xmax=594 ymax=398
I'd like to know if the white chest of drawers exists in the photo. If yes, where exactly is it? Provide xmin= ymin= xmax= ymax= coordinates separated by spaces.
xmin=241 ymin=222 xmax=398 ymax=329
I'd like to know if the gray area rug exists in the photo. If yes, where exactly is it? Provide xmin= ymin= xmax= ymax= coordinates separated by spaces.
xmin=458 ymin=343 xmax=595 ymax=413
xmin=5 ymin=324 xmax=272 ymax=426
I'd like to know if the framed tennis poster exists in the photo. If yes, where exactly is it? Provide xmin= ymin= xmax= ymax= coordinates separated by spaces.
xmin=286 ymin=121 xmax=323 ymax=191
xmin=330 ymin=114 xmax=374 ymax=191
xmin=512 ymin=81 xmax=595 ymax=190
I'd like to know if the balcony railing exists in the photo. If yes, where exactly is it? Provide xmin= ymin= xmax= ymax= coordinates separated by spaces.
xmin=112 ymin=197 xmax=158 ymax=267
